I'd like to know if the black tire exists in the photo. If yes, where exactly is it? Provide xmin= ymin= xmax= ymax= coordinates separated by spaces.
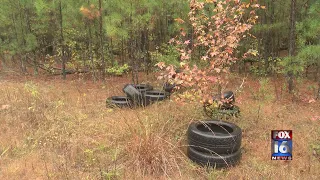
xmin=187 ymin=146 xmax=241 ymax=168
xmin=135 ymin=84 xmax=153 ymax=93
xmin=163 ymin=82 xmax=176 ymax=93
xmin=187 ymin=120 xmax=242 ymax=154
xmin=123 ymin=84 xmax=144 ymax=106
xmin=123 ymin=84 xmax=153 ymax=94
xmin=106 ymin=96 xmax=132 ymax=108
xmin=143 ymin=90 xmax=169 ymax=106
xmin=222 ymin=91 xmax=235 ymax=103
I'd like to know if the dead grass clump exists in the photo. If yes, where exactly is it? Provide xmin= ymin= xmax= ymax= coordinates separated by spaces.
xmin=126 ymin=130 xmax=179 ymax=175
xmin=107 ymin=102 xmax=202 ymax=177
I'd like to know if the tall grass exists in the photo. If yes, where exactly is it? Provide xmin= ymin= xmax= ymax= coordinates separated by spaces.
xmin=0 ymin=75 xmax=319 ymax=179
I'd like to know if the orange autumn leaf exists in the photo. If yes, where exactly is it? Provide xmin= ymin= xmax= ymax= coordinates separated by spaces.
xmin=174 ymin=18 xmax=185 ymax=24
xmin=158 ymin=0 xmax=259 ymax=103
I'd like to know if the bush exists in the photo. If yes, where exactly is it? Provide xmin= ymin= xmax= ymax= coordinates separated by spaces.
xmin=150 ymin=44 xmax=180 ymax=68
xmin=106 ymin=63 xmax=129 ymax=76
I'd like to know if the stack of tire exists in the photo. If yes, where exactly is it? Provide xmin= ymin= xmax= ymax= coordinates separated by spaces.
xmin=106 ymin=83 xmax=172 ymax=108
xmin=187 ymin=120 xmax=242 ymax=168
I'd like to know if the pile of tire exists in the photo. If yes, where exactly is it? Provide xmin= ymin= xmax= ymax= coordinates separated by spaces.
xmin=187 ymin=120 xmax=242 ymax=168
xmin=106 ymin=83 xmax=171 ymax=108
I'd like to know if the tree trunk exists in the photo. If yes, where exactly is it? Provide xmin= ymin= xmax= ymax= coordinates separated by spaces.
xmin=129 ymin=38 xmax=137 ymax=84
xmin=141 ymin=29 xmax=147 ymax=74
xmin=18 ymin=1 xmax=27 ymax=74
xmin=99 ymin=0 xmax=106 ymax=81
xmin=129 ymin=1 xmax=138 ymax=84
xmin=270 ymin=0 xmax=275 ymax=75
xmin=145 ymin=29 xmax=151 ymax=75
xmin=25 ymin=6 xmax=38 ymax=76
xmin=32 ymin=52 xmax=38 ymax=75
xmin=20 ymin=55 xmax=27 ymax=73
xmin=121 ymin=37 xmax=124 ymax=65
xmin=0 ymin=54 xmax=7 ymax=70
xmin=134 ymin=37 xmax=139 ymax=84
xmin=287 ymin=0 xmax=296 ymax=93
xmin=110 ymin=38 xmax=114 ymax=66
xmin=59 ymin=1 xmax=66 ymax=80
xmin=263 ymin=1 xmax=270 ymax=75
xmin=86 ymin=0 xmax=96 ymax=82
xmin=89 ymin=24 xmax=96 ymax=82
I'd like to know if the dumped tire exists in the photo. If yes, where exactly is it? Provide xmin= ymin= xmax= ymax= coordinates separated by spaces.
xmin=187 ymin=146 xmax=241 ymax=168
xmin=135 ymin=84 xmax=153 ymax=93
xmin=222 ymin=91 xmax=235 ymax=103
xmin=123 ymin=84 xmax=143 ymax=106
xmin=187 ymin=120 xmax=242 ymax=154
xmin=106 ymin=96 xmax=132 ymax=108
xmin=143 ymin=90 xmax=169 ymax=106
xmin=123 ymin=84 xmax=153 ymax=94
xmin=163 ymin=82 xmax=176 ymax=93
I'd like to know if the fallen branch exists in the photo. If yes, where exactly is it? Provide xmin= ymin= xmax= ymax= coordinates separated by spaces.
xmin=25 ymin=56 xmax=89 ymax=75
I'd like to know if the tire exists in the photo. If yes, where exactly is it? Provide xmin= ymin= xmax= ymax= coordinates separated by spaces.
xmin=187 ymin=146 xmax=241 ymax=168
xmin=123 ymin=84 xmax=143 ymax=106
xmin=135 ymin=84 xmax=153 ymax=93
xmin=123 ymin=84 xmax=153 ymax=94
xmin=222 ymin=91 xmax=235 ymax=103
xmin=187 ymin=120 xmax=242 ymax=154
xmin=106 ymin=96 xmax=132 ymax=108
xmin=143 ymin=90 xmax=169 ymax=106
xmin=163 ymin=82 xmax=176 ymax=93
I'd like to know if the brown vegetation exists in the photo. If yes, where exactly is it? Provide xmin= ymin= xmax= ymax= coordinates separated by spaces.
xmin=0 ymin=72 xmax=319 ymax=179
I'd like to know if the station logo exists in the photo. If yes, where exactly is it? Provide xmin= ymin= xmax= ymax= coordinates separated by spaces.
xmin=271 ymin=130 xmax=292 ymax=160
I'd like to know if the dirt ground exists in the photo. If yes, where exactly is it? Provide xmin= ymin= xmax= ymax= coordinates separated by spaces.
xmin=0 ymin=71 xmax=319 ymax=179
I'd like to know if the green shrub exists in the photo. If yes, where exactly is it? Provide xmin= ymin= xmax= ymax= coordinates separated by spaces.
xmin=106 ymin=63 xmax=129 ymax=76
xmin=150 ymin=44 xmax=180 ymax=68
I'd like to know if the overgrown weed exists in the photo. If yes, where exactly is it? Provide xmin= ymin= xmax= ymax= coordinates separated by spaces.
xmin=0 ymin=75 xmax=319 ymax=179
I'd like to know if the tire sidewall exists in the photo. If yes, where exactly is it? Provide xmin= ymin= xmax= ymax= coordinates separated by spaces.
xmin=187 ymin=120 xmax=242 ymax=154
xmin=187 ymin=146 xmax=241 ymax=168
xmin=106 ymin=96 xmax=133 ymax=108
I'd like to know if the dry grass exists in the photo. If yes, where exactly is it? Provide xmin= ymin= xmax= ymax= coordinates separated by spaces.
xmin=0 ymin=72 xmax=319 ymax=179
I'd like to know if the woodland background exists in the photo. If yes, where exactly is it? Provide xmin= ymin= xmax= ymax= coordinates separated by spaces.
xmin=0 ymin=0 xmax=319 ymax=95
xmin=0 ymin=0 xmax=320 ymax=179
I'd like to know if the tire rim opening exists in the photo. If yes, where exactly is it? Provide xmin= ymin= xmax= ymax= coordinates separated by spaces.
xmin=112 ymin=97 xmax=130 ymax=101
xmin=196 ymin=123 xmax=233 ymax=134
xmin=146 ymin=91 xmax=166 ymax=95
xmin=134 ymin=85 xmax=150 ymax=90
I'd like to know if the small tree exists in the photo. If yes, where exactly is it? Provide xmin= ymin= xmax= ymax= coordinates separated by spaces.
xmin=296 ymin=45 xmax=320 ymax=99
xmin=157 ymin=0 xmax=261 ymax=103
